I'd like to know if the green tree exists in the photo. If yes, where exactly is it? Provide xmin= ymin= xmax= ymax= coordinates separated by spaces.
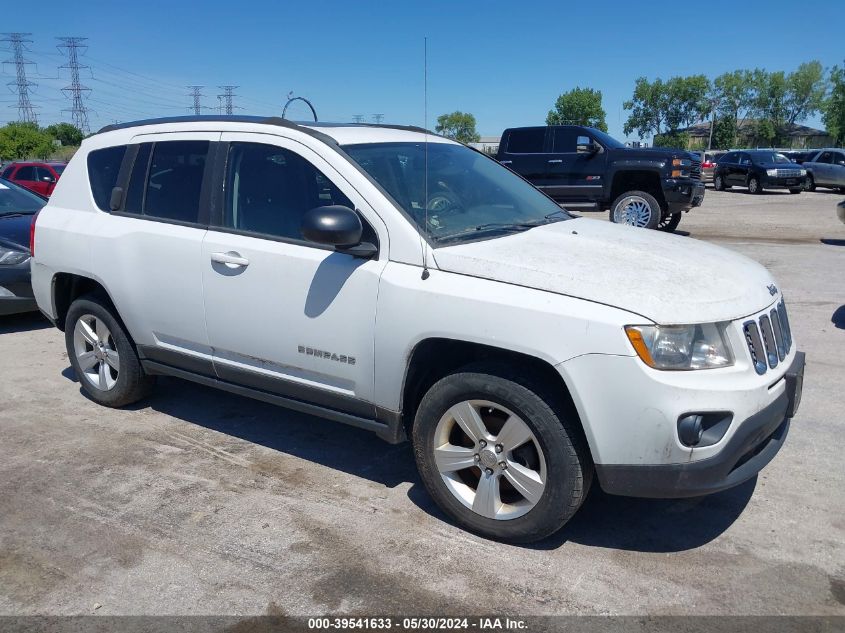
xmin=435 ymin=111 xmax=480 ymax=144
xmin=823 ymin=62 xmax=845 ymax=145
xmin=652 ymin=131 xmax=690 ymax=150
xmin=712 ymin=69 xmax=758 ymax=145
xmin=0 ymin=122 xmax=55 ymax=160
xmin=711 ymin=117 xmax=737 ymax=150
xmin=45 ymin=122 xmax=84 ymax=147
xmin=546 ymin=87 xmax=608 ymax=131
xmin=784 ymin=61 xmax=826 ymax=126
xmin=623 ymin=77 xmax=669 ymax=138
xmin=752 ymin=70 xmax=788 ymax=145
xmin=664 ymin=75 xmax=711 ymax=130
xmin=623 ymin=75 xmax=710 ymax=138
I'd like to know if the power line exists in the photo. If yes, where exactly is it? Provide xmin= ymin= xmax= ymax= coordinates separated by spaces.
xmin=2 ymin=33 xmax=39 ymax=124
xmin=217 ymin=85 xmax=239 ymax=115
xmin=187 ymin=85 xmax=204 ymax=115
xmin=56 ymin=36 xmax=91 ymax=134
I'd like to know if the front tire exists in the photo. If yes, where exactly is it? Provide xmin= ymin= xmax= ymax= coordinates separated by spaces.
xmin=65 ymin=295 xmax=154 ymax=407
xmin=805 ymin=174 xmax=816 ymax=191
xmin=748 ymin=176 xmax=762 ymax=194
xmin=412 ymin=364 xmax=592 ymax=543
xmin=657 ymin=212 xmax=682 ymax=232
xmin=609 ymin=190 xmax=661 ymax=229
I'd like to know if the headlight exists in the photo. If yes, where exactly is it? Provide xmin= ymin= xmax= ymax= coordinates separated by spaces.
xmin=0 ymin=246 xmax=30 ymax=266
xmin=766 ymin=169 xmax=778 ymax=177
xmin=625 ymin=323 xmax=734 ymax=370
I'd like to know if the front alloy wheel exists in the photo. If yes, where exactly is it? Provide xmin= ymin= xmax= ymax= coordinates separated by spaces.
xmin=433 ymin=400 xmax=546 ymax=520
xmin=73 ymin=314 xmax=120 ymax=391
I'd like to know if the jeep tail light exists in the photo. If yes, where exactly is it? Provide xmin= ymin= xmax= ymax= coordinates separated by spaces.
xmin=30 ymin=210 xmax=39 ymax=257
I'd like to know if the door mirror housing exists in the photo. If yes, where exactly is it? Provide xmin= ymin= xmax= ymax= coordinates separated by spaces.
xmin=41 ymin=175 xmax=56 ymax=183
xmin=301 ymin=205 xmax=377 ymax=258
xmin=576 ymin=136 xmax=600 ymax=154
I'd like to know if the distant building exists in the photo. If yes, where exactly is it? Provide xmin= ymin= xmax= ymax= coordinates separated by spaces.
xmin=679 ymin=120 xmax=833 ymax=149
xmin=469 ymin=136 xmax=501 ymax=155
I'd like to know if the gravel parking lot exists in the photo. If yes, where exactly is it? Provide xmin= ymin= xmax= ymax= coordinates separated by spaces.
xmin=1 ymin=187 xmax=844 ymax=617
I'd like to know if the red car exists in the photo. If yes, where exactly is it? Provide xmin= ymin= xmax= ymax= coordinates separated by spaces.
xmin=0 ymin=161 xmax=66 ymax=197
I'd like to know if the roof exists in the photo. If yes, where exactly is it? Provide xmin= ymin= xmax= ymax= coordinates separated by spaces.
xmin=95 ymin=115 xmax=452 ymax=147
xmin=680 ymin=120 xmax=829 ymax=137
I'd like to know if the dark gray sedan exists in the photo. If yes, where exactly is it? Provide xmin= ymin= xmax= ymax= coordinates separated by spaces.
xmin=0 ymin=178 xmax=46 ymax=315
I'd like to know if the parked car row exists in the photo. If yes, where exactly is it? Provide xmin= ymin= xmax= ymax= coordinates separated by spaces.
xmin=707 ymin=148 xmax=845 ymax=195
xmin=0 ymin=161 xmax=66 ymax=197
xmin=0 ymin=178 xmax=46 ymax=315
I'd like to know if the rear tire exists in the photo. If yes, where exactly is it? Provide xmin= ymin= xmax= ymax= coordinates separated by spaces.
xmin=748 ymin=176 xmax=762 ymax=194
xmin=412 ymin=363 xmax=592 ymax=543
xmin=609 ymin=190 xmax=661 ymax=229
xmin=657 ymin=213 xmax=682 ymax=232
xmin=805 ymin=174 xmax=816 ymax=191
xmin=65 ymin=295 xmax=155 ymax=407
xmin=714 ymin=174 xmax=727 ymax=191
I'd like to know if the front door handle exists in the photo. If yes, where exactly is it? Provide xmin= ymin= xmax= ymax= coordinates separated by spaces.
xmin=211 ymin=251 xmax=249 ymax=268
xmin=547 ymin=159 xmax=563 ymax=164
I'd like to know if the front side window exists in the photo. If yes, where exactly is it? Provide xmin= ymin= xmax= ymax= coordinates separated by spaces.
xmin=87 ymin=145 xmax=127 ymax=211
xmin=343 ymin=141 xmax=571 ymax=245
xmin=220 ymin=142 xmax=353 ymax=241
xmin=551 ymin=129 xmax=577 ymax=153
xmin=134 ymin=141 xmax=208 ymax=223
xmin=35 ymin=166 xmax=56 ymax=182
xmin=817 ymin=151 xmax=832 ymax=164
xmin=739 ymin=154 xmax=751 ymax=165
xmin=506 ymin=128 xmax=545 ymax=154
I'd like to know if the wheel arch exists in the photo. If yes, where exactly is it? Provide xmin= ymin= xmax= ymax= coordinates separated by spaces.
xmin=609 ymin=168 xmax=667 ymax=208
xmin=399 ymin=337 xmax=594 ymax=462
xmin=52 ymin=272 xmax=125 ymax=333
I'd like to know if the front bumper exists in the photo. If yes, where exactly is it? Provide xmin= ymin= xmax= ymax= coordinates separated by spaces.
xmin=0 ymin=263 xmax=36 ymax=316
xmin=594 ymin=351 xmax=804 ymax=498
xmin=761 ymin=175 xmax=807 ymax=189
xmin=664 ymin=179 xmax=705 ymax=212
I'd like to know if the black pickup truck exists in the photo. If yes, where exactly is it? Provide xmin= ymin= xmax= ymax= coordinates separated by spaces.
xmin=496 ymin=126 xmax=705 ymax=231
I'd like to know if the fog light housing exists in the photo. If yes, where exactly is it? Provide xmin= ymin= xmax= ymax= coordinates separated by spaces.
xmin=678 ymin=414 xmax=704 ymax=447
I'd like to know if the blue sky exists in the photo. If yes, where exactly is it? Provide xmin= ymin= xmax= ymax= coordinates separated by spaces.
xmin=3 ymin=0 xmax=843 ymax=140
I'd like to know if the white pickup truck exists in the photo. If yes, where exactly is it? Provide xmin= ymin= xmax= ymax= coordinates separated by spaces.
xmin=30 ymin=116 xmax=804 ymax=542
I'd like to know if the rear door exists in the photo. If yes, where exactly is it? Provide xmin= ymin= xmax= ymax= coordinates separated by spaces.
xmin=497 ymin=128 xmax=555 ymax=192
xmin=813 ymin=151 xmax=833 ymax=184
xmin=546 ymin=128 xmax=607 ymax=202
xmin=91 ymin=134 xmax=219 ymax=373
xmin=735 ymin=153 xmax=752 ymax=185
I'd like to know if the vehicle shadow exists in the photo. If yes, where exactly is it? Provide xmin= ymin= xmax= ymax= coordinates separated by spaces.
xmin=60 ymin=370 xmax=757 ymax=552
xmin=832 ymin=305 xmax=845 ymax=329
xmin=821 ymin=239 xmax=845 ymax=247
xmin=0 ymin=311 xmax=50 ymax=334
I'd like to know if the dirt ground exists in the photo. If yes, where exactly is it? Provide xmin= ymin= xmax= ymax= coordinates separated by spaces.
xmin=1 ymin=187 xmax=843 ymax=617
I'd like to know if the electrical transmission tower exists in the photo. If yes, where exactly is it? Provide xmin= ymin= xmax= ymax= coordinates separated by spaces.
xmin=56 ymin=37 xmax=92 ymax=134
xmin=217 ymin=86 xmax=239 ymax=115
xmin=352 ymin=114 xmax=365 ymax=124
xmin=187 ymin=86 xmax=205 ymax=115
xmin=372 ymin=113 xmax=384 ymax=124
xmin=2 ymin=33 xmax=39 ymax=124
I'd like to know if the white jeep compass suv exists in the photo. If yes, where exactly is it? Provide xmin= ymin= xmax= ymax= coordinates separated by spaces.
xmin=30 ymin=116 xmax=805 ymax=543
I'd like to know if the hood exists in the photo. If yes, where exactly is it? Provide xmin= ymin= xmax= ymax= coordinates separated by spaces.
xmin=433 ymin=218 xmax=778 ymax=324
xmin=0 ymin=213 xmax=34 ymax=251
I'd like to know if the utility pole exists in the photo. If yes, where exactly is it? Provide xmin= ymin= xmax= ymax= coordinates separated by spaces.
xmin=187 ymin=86 xmax=204 ymax=115
xmin=372 ymin=113 xmax=384 ymax=124
xmin=707 ymin=98 xmax=719 ymax=151
xmin=352 ymin=114 xmax=365 ymax=124
xmin=1 ymin=33 xmax=38 ymax=124
xmin=56 ymin=37 xmax=91 ymax=134
xmin=217 ymin=86 xmax=238 ymax=115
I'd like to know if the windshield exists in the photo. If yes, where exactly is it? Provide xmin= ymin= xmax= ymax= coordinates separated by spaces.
xmin=342 ymin=142 xmax=571 ymax=244
xmin=752 ymin=152 xmax=791 ymax=164
xmin=0 ymin=179 xmax=45 ymax=215
xmin=589 ymin=129 xmax=626 ymax=149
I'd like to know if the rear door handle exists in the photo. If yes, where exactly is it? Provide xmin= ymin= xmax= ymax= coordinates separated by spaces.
xmin=211 ymin=251 xmax=249 ymax=268
xmin=547 ymin=159 xmax=563 ymax=164
xmin=500 ymin=160 xmax=512 ymax=165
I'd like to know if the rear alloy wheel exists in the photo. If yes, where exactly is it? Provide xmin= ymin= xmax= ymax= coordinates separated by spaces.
xmin=610 ymin=191 xmax=661 ymax=229
xmin=657 ymin=212 xmax=682 ymax=232
xmin=714 ymin=174 xmax=726 ymax=191
xmin=805 ymin=174 xmax=816 ymax=191
xmin=65 ymin=295 xmax=154 ymax=407
xmin=748 ymin=176 xmax=762 ymax=194
xmin=413 ymin=365 xmax=592 ymax=543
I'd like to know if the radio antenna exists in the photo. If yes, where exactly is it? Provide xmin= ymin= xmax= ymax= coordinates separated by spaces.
xmin=421 ymin=36 xmax=430 ymax=280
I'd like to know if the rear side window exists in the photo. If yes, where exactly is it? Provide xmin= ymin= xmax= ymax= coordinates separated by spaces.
xmin=506 ymin=128 xmax=545 ymax=154
xmin=87 ymin=146 xmax=127 ymax=211
xmin=124 ymin=141 xmax=209 ymax=223
xmin=14 ymin=166 xmax=36 ymax=180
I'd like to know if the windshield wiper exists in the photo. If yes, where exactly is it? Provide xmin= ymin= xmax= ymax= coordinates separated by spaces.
xmin=434 ymin=213 xmax=567 ymax=243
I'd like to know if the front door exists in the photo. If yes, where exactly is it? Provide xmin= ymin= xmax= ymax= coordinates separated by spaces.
xmin=200 ymin=134 xmax=387 ymax=416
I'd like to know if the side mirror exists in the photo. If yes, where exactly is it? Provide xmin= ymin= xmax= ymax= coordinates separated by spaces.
xmin=576 ymin=137 xmax=599 ymax=154
xmin=41 ymin=175 xmax=56 ymax=183
xmin=301 ymin=205 xmax=377 ymax=258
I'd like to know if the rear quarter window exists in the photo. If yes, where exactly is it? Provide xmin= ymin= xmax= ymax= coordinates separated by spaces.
xmin=87 ymin=145 xmax=127 ymax=211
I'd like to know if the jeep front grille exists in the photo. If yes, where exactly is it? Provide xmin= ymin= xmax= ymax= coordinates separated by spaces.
xmin=743 ymin=299 xmax=792 ymax=375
